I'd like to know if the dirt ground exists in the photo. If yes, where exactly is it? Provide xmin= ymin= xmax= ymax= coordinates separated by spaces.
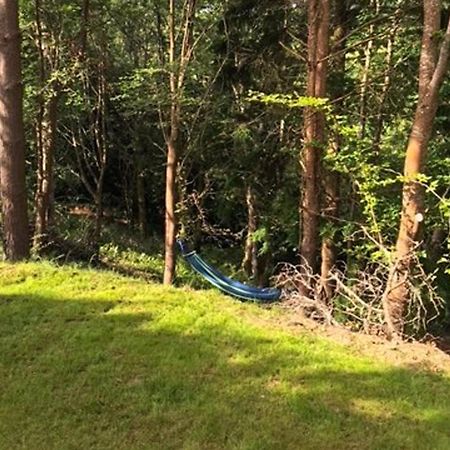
xmin=276 ymin=308 xmax=450 ymax=374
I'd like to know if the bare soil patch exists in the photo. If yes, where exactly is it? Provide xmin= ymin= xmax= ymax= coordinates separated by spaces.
xmin=267 ymin=306 xmax=450 ymax=374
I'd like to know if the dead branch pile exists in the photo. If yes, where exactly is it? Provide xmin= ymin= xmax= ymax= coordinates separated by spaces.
xmin=273 ymin=255 xmax=444 ymax=337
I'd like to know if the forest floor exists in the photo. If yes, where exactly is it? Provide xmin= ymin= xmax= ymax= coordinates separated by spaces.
xmin=1 ymin=262 xmax=450 ymax=450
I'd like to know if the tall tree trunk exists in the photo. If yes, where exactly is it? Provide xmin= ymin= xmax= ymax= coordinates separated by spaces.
xmin=320 ymin=0 xmax=347 ymax=302
xmin=163 ymin=0 xmax=179 ymax=285
xmin=0 ymin=0 xmax=30 ymax=260
xmin=383 ymin=0 xmax=450 ymax=337
xmin=163 ymin=0 xmax=197 ymax=284
xmin=33 ymin=0 xmax=62 ymax=251
xmin=300 ymin=0 xmax=329 ymax=295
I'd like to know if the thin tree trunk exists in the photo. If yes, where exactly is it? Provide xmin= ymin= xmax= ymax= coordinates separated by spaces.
xmin=163 ymin=135 xmax=178 ymax=284
xmin=373 ymin=24 xmax=396 ymax=155
xmin=92 ymin=157 xmax=106 ymax=244
xmin=136 ymin=153 xmax=147 ymax=238
xmin=320 ymin=0 xmax=346 ymax=302
xmin=34 ymin=93 xmax=59 ymax=249
xmin=0 ymin=0 xmax=30 ymax=260
xmin=358 ymin=0 xmax=379 ymax=139
xmin=93 ymin=190 xmax=103 ymax=244
xmin=154 ymin=3 xmax=165 ymax=65
xmin=91 ymin=62 xmax=108 ymax=246
xmin=242 ymin=185 xmax=258 ymax=280
xmin=79 ymin=0 xmax=90 ymax=59
xmin=300 ymin=0 xmax=329 ymax=295
xmin=33 ymin=0 xmax=64 ymax=251
xmin=320 ymin=137 xmax=340 ymax=300
xmin=383 ymin=0 xmax=450 ymax=337
xmin=163 ymin=0 xmax=197 ymax=284
xmin=163 ymin=0 xmax=179 ymax=285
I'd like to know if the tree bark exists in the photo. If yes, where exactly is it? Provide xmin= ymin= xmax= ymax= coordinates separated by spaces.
xmin=242 ymin=185 xmax=259 ymax=280
xmin=34 ymin=92 xmax=59 ymax=249
xmin=163 ymin=0 xmax=197 ymax=284
xmin=163 ymin=132 xmax=178 ymax=284
xmin=320 ymin=0 xmax=346 ymax=302
xmin=300 ymin=0 xmax=329 ymax=295
xmin=32 ymin=0 xmax=66 ymax=251
xmin=383 ymin=0 xmax=450 ymax=337
xmin=163 ymin=0 xmax=179 ymax=285
xmin=0 ymin=0 xmax=30 ymax=260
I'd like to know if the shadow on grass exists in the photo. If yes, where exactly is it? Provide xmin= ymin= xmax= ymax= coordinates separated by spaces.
xmin=0 ymin=291 xmax=449 ymax=450
xmin=98 ymin=259 xmax=163 ymax=283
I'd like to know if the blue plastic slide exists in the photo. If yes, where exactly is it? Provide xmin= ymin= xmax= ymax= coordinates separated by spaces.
xmin=177 ymin=240 xmax=281 ymax=302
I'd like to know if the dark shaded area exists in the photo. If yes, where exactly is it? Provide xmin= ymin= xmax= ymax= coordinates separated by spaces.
xmin=431 ymin=335 xmax=450 ymax=357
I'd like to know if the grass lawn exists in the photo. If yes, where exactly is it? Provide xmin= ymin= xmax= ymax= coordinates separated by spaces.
xmin=0 ymin=262 xmax=449 ymax=449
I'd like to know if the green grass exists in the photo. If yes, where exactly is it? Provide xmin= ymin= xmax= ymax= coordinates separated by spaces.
xmin=0 ymin=262 xmax=449 ymax=450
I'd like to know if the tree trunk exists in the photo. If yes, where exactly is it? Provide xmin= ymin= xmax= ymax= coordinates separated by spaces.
xmin=33 ymin=0 xmax=56 ymax=251
xmin=91 ymin=63 xmax=108 ymax=247
xmin=383 ymin=0 xmax=450 ymax=337
xmin=135 ymin=153 xmax=147 ymax=238
xmin=163 ymin=0 xmax=178 ymax=285
xmin=79 ymin=0 xmax=90 ymax=59
xmin=163 ymin=132 xmax=178 ymax=284
xmin=163 ymin=0 xmax=197 ymax=284
xmin=320 ymin=137 xmax=340 ymax=300
xmin=93 ymin=190 xmax=103 ymax=245
xmin=34 ymin=93 xmax=59 ymax=250
xmin=0 ymin=0 xmax=30 ymax=261
xmin=320 ymin=0 xmax=346 ymax=302
xmin=358 ymin=0 xmax=379 ymax=140
xmin=373 ymin=23 xmax=396 ymax=155
xmin=300 ymin=0 xmax=329 ymax=295
xmin=242 ymin=185 xmax=258 ymax=280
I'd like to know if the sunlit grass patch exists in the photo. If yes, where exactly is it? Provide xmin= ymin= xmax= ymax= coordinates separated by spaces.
xmin=0 ymin=262 xmax=449 ymax=449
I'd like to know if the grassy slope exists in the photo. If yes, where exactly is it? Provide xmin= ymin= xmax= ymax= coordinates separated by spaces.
xmin=0 ymin=263 xmax=449 ymax=450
